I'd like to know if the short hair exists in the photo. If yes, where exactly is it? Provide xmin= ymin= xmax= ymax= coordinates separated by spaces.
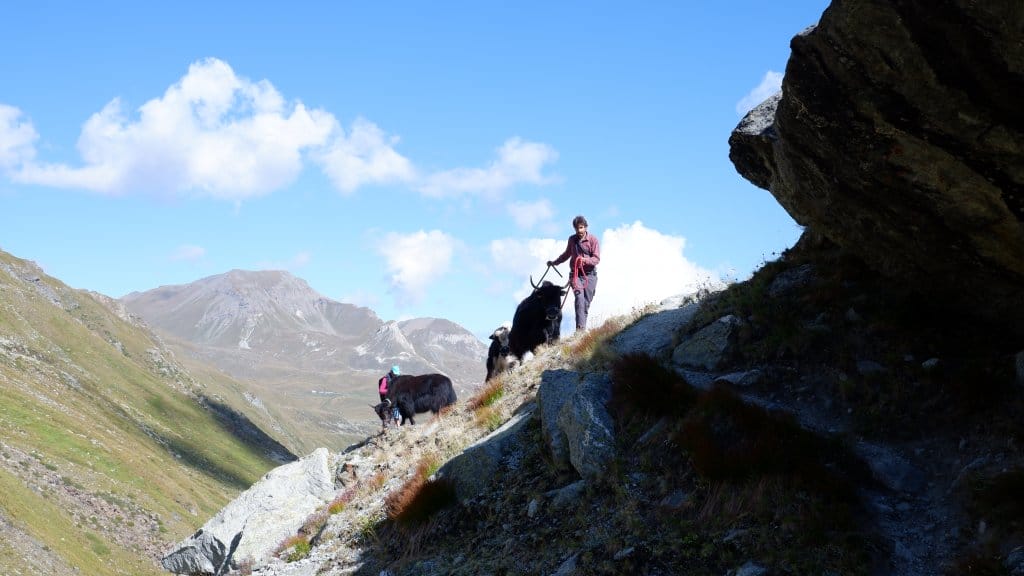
xmin=572 ymin=215 xmax=588 ymax=228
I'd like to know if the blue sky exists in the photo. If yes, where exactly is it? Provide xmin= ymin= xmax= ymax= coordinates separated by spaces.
xmin=0 ymin=1 xmax=827 ymax=341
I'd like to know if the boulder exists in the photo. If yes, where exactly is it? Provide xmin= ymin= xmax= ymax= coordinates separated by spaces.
xmin=436 ymin=406 xmax=535 ymax=502
xmin=537 ymin=369 xmax=578 ymax=471
xmin=538 ymin=370 xmax=616 ymax=483
xmin=729 ymin=0 xmax=1024 ymax=335
xmin=557 ymin=373 xmax=615 ymax=483
xmin=162 ymin=447 xmax=335 ymax=571
xmin=672 ymin=315 xmax=740 ymax=371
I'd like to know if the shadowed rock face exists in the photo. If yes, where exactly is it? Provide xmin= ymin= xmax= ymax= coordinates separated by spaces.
xmin=730 ymin=0 xmax=1024 ymax=334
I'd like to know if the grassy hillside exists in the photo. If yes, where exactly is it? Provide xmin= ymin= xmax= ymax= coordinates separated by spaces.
xmin=0 ymin=250 xmax=288 ymax=575
xmin=161 ymin=334 xmax=382 ymax=455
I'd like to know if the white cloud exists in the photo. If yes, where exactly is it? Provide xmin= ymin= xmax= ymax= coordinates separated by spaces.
xmin=0 ymin=105 xmax=38 ymax=170
xmin=586 ymin=221 xmax=720 ymax=326
xmin=736 ymin=70 xmax=783 ymax=116
xmin=315 ymin=118 xmax=416 ymax=193
xmin=378 ymin=230 xmax=456 ymax=306
xmin=492 ymin=221 xmax=720 ymax=331
xmin=489 ymin=237 xmax=563 ymax=281
xmin=170 ymin=244 xmax=206 ymax=262
xmin=4 ymin=59 xmax=560 ymax=201
xmin=417 ymin=137 xmax=558 ymax=198
xmin=12 ymin=58 xmax=336 ymax=198
xmin=506 ymin=198 xmax=555 ymax=230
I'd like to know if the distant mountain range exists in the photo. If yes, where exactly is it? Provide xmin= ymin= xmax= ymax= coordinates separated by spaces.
xmin=122 ymin=269 xmax=488 ymax=454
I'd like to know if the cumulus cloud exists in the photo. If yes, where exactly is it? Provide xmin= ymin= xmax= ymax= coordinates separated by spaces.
xmin=493 ymin=221 xmax=720 ymax=331
xmin=586 ymin=221 xmax=720 ymax=326
xmin=489 ymin=237 xmax=563 ymax=281
xmin=378 ymin=230 xmax=456 ymax=306
xmin=315 ymin=118 xmax=416 ymax=193
xmin=11 ymin=58 xmax=336 ymax=198
xmin=506 ymin=198 xmax=555 ymax=230
xmin=736 ymin=70 xmax=783 ymax=116
xmin=0 ymin=105 xmax=38 ymax=170
xmin=169 ymin=244 xmax=206 ymax=262
xmin=417 ymin=138 xmax=558 ymax=198
xmin=3 ymin=58 xmax=560 ymax=201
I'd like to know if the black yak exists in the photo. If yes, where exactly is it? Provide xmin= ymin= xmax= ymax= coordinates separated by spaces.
xmin=372 ymin=373 xmax=457 ymax=427
xmin=508 ymin=280 xmax=566 ymax=359
xmin=485 ymin=323 xmax=512 ymax=381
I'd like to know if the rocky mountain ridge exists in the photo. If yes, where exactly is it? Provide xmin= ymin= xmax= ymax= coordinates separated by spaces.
xmin=123 ymin=269 xmax=488 ymax=453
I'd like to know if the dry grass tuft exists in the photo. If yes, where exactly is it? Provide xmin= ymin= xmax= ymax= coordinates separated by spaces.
xmin=384 ymin=455 xmax=457 ymax=528
xmin=472 ymin=404 xmax=505 ymax=432
xmin=327 ymin=489 xmax=353 ymax=515
xmin=562 ymin=310 xmax=649 ymax=369
xmin=468 ymin=378 xmax=504 ymax=411
xmin=299 ymin=510 xmax=330 ymax=537
xmin=276 ymin=533 xmax=311 ymax=562
xmin=366 ymin=471 xmax=388 ymax=492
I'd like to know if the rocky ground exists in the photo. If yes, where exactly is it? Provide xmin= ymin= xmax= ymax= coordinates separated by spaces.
xmin=230 ymin=237 xmax=1023 ymax=576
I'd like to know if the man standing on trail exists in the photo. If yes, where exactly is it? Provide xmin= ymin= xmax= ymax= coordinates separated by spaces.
xmin=548 ymin=215 xmax=601 ymax=332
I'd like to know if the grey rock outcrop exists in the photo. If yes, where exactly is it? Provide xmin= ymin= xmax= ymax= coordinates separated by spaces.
xmin=437 ymin=406 xmax=536 ymax=502
xmin=557 ymin=373 xmax=615 ymax=483
xmin=671 ymin=314 xmax=740 ymax=371
xmin=609 ymin=300 xmax=699 ymax=360
xmin=162 ymin=447 xmax=335 ymax=572
xmin=538 ymin=370 xmax=615 ymax=482
xmin=729 ymin=0 xmax=1024 ymax=335
xmin=537 ymin=370 xmax=579 ymax=471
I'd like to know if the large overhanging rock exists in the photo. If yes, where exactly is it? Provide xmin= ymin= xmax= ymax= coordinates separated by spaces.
xmin=729 ymin=0 xmax=1024 ymax=334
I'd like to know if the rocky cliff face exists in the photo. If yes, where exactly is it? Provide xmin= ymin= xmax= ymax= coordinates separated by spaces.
xmin=729 ymin=0 xmax=1024 ymax=334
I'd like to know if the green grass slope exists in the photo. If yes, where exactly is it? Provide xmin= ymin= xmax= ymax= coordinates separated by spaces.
xmin=0 ymin=250 xmax=289 ymax=575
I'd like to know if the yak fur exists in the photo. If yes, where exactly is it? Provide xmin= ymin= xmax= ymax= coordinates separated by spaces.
xmin=373 ymin=373 xmax=457 ymax=426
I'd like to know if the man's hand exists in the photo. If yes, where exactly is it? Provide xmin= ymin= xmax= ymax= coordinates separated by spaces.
xmin=546 ymin=260 xmax=554 ymax=267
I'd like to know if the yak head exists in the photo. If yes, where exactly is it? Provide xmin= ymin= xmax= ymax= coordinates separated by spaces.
xmin=490 ymin=324 xmax=511 ymax=355
xmin=372 ymin=399 xmax=393 ymax=428
xmin=529 ymin=279 xmax=566 ymax=321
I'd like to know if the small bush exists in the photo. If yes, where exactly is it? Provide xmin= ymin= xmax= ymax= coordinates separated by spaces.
xmin=285 ymin=538 xmax=311 ymax=563
xmin=385 ymin=456 xmax=457 ymax=528
xmin=609 ymin=353 xmax=699 ymax=422
xmin=387 ymin=477 xmax=458 ymax=528
xmin=678 ymin=385 xmax=853 ymax=495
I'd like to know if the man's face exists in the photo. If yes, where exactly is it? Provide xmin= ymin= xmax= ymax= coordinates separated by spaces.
xmin=575 ymin=224 xmax=587 ymax=239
